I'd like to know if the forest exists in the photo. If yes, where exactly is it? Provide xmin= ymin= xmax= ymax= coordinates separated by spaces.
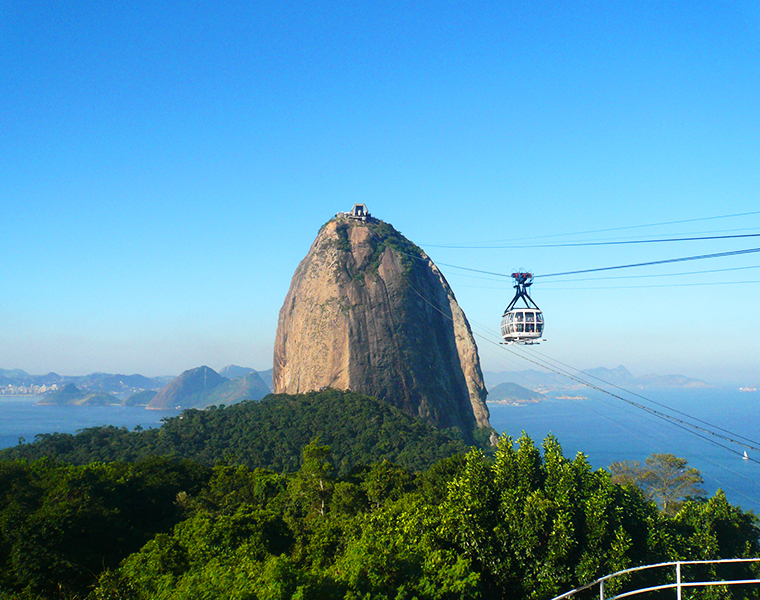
xmin=0 ymin=390 xmax=758 ymax=600
xmin=0 ymin=390 xmax=473 ymax=475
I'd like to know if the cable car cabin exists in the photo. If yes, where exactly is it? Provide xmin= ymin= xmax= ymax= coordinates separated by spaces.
xmin=501 ymin=309 xmax=544 ymax=343
xmin=501 ymin=271 xmax=545 ymax=344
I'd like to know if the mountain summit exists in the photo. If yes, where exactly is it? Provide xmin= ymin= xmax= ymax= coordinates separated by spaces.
xmin=273 ymin=208 xmax=491 ymax=438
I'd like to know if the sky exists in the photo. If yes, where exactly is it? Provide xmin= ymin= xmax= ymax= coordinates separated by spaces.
xmin=2 ymin=1 xmax=760 ymax=385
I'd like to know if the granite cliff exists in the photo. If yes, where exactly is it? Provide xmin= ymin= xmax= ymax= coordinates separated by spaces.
xmin=273 ymin=212 xmax=492 ymax=438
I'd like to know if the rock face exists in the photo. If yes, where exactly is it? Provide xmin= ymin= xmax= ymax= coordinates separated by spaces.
xmin=273 ymin=216 xmax=491 ymax=435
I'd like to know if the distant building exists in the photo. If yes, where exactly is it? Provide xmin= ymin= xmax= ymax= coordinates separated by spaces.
xmin=337 ymin=203 xmax=371 ymax=222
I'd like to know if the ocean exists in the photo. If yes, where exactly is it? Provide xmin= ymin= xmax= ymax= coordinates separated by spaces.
xmin=0 ymin=389 xmax=758 ymax=512
xmin=487 ymin=387 xmax=760 ymax=513
xmin=0 ymin=396 xmax=174 ymax=449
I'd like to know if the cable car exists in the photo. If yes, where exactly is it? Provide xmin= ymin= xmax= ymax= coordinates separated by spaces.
xmin=501 ymin=272 xmax=545 ymax=344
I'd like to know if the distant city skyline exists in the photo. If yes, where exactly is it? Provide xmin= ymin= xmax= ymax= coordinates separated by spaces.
xmin=3 ymin=2 xmax=759 ymax=386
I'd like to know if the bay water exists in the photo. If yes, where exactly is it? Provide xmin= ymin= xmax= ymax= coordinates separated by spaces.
xmin=0 ymin=396 xmax=174 ymax=449
xmin=488 ymin=387 xmax=760 ymax=513
xmin=0 ymin=389 xmax=758 ymax=512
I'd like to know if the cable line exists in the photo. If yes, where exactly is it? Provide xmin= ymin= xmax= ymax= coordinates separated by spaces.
xmin=450 ymin=278 xmax=760 ymax=292
xmin=395 ymin=255 xmax=760 ymax=465
xmin=441 ymin=264 xmax=760 ymax=290
xmin=424 ymin=232 xmax=760 ymax=250
xmin=421 ymin=210 xmax=760 ymax=247
xmin=541 ymin=263 xmax=760 ymax=283
xmin=541 ymin=279 xmax=760 ymax=291
xmin=487 ymin=336 xmax=760 ymax=463
xmin=521 ymin=345 xmax=760 ymax=449
xmin=536 ymin=247 xmax=760 ymax=278
xmin=465 ymin=317 xmax=760 ymax=503
xmin=414 ymin=247 xmax=760 ymax=281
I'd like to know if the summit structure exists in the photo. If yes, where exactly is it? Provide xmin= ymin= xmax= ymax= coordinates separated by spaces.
xmin=273 ymin=206 xmax=491 ymax=437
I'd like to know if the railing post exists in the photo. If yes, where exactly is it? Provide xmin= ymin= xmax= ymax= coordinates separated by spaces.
xmin=676 ymin=561 xmax=682 ymax=600
xmin=599 ymin=578 xmax=604 ymax=600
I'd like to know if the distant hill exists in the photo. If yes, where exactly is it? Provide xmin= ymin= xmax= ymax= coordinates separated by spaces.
xmin=145 ymin=366 xmax=270 ymax=410
xmin=75 ymin=373 xmax=161 ymax=393
xmin=147 ymin=366 xmax=227 ymax=410
xmin=191 ymin=372 xmax=270 ymax=407
xmin=2 ymin=389 xmax=472 ymax=476
xmin=39 ymin=383 xmax=120 ymax=406
xmin=487 ymin=382 xmax=544 ymax=405
xmin=124 ymin=390 xmax=158 ymax=406
xmin=218 ymin=365 xmax=256 ymax=379
xmin=258 ymin=368 xmax=273 ymax=391
xmin=0 ymin=369 xmax=62 ymax=387
xmin=483 ymin=365 xmax=713 ymax=392
xmin=0 ymin=368 xmax=32 ymax=380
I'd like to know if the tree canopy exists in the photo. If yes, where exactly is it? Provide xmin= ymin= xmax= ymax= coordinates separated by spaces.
xmin=2 ymin=434 xmax=756 ymax=600
xmin=1 ymin=392 xmax=758 ymax=600
xmin=0 ymin=390 xmax=472 ymax=476
xmin=610 ymin=452 xmax=705 ymax=515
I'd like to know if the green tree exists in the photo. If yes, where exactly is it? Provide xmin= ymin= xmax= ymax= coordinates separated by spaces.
xmin=292 ymin=438 xmax=335 ymax=517
xmin=610 ymin=453 xmax=704 ymax=516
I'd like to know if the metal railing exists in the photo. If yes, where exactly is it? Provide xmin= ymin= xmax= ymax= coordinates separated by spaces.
xmin=551 ymin=557 xmax=760 ymax=600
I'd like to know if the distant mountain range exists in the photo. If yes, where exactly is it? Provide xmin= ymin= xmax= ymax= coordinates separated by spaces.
xmin=146 ymin=366 xmax=270 ymax=410
xmin=483 ymin=365 xmax=713 ymax=393
xmin=0 ymin=368 xmax=171 ymax=396
xmin=3 ymin=364 xmax=711 ymax=408
xmin=0 ymin=365 xmax=273 ymax=410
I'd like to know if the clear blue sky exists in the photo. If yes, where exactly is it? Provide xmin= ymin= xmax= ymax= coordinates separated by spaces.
xmin=3 ymin=1 xmax=759 ymax=385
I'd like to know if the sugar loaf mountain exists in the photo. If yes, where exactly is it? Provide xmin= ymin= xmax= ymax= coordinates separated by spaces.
xmin=274 ymin=204 xmax=494 ymax=444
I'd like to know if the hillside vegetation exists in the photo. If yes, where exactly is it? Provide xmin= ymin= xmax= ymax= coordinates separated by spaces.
xmin=1 ymin=390 xmax=471 ymax=475
xmin=0 ymin=434 xmax=757 ymax=600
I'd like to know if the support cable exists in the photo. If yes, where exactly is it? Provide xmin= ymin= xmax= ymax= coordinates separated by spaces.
xmin=396 ymin=255 xmax=760 ymax=465
xmin=421 ymin=209 xmax=760 ymax=247
xmin=425 ymin=231 xmax=760 ymax=250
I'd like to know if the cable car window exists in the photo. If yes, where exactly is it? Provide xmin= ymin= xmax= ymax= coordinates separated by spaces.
xmin=516 ymin=323 xmax=524 ymax=332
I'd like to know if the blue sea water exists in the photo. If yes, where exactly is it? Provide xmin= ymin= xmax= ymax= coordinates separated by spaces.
xmin=0 ymin=396 xmax=175 ymax=449
xmin=0 ymin=390 xmax=758 ymax=513
xmin=487 ymin=388 xmax=760 ymax=513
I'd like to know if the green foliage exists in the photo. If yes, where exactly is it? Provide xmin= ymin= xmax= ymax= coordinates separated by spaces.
xmin=1 ymin=390 xmax=470 ymax=477
xmin=610 ymin=452 xmax=705 ymax=515
xmin=2 ymin=426 xmax=758 ymax=600
xmin=334 ymin=223 xmax=352 ymax=253
xmin=366 ymin=220 xmax=424 ymax=265
xmin=83 ymin=435 xmax=758 ymax=600
xmin=441 ymin=434 xmax=663 ymax=598
xmin=0 ymin=457 xmax=209 ymax=599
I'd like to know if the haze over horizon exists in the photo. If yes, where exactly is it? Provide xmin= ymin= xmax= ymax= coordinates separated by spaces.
xmin=3 ymin=2 xmax=759 ymax=386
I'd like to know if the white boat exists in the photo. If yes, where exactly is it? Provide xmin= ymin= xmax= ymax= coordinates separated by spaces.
xmin=743 ymin=451 xmax=749 ymax=461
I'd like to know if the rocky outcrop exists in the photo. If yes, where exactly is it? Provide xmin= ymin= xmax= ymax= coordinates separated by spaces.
xmin=273 ymin=216 xmax=491 ymax=436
